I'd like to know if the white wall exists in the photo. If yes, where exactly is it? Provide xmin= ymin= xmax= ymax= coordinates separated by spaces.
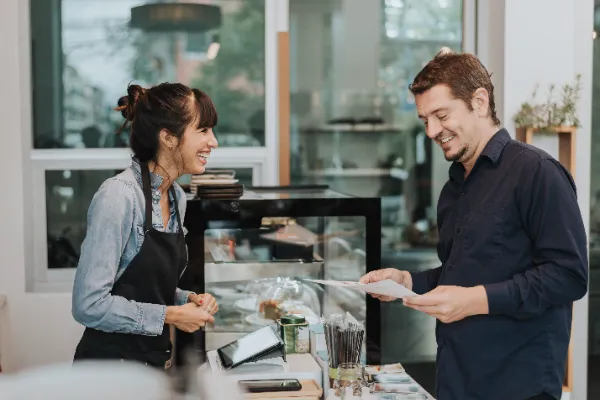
xmin=478 ymin=1 xmax=593 ymax=399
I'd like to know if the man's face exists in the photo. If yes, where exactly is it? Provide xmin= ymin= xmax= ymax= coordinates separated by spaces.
xmin=415 ymin=84 xmax=479 ymax=163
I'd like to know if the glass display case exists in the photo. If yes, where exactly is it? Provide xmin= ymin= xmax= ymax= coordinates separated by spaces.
xmin=175 ymin=186 xmax=382 ymax=367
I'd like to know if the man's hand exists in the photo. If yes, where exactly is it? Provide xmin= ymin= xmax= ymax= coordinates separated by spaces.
xmin=359 ymin=268 xmax=413 ymax=302
xmin=402 ymin=285 xmax=489 ymax=323
xmin=188 ymin=293 xmax=219 ymax=315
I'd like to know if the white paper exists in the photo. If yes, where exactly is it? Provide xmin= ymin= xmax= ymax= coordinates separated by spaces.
xmin=305 ymin=279 xmax=418 ymax=298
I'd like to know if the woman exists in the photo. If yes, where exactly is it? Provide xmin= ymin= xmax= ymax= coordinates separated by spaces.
xmin=72 ymin=82 xmax=219 ymax=369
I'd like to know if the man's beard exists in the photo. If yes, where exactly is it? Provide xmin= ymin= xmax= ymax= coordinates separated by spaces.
xmin=445 ymin=144 xmax=469 ymax=162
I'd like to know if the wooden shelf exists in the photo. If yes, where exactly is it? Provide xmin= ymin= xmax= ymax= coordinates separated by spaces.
xmin=515 ymin=126 xmax=576 ymax=178
xmin=515 ymin=126 xmax=575 ymax=393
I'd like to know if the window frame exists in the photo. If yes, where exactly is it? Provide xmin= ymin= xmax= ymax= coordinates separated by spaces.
xmin=30 ymin=148 xmax=270 ymax=292
xmin=25 ymin=0 xmax=282 ymax=292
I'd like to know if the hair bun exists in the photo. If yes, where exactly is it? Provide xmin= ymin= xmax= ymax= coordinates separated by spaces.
xmin=115 ymin=84 xmax=147 ymax=121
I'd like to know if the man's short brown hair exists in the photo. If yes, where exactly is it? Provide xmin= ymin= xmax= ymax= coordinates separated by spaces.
xmin=409 ymin=51 xmax=500 ymax=126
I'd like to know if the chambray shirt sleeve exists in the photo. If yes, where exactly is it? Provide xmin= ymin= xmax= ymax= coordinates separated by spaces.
xmin=484 ymin=159 xmax=588 ymax=320
xmin=174 ymin=184 xmax=195 ymax=306
xmin=72 ymin=179 xmax=167 ymax=335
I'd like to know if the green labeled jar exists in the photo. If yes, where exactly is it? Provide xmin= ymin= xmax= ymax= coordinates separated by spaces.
xmin=278 ymin=314 xmax=309 ymax=354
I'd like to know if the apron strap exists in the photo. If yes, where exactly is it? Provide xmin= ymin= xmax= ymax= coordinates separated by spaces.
xmin=169 ymin=185 xmax=184 ymax=235
xmin=141 ymin=161 xmax=184 ymax=235
xmin=140 ymin=162 xmax=154 ymax=232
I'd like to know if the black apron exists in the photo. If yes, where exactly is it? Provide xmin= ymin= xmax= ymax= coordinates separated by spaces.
xmin=74 ymin=162 xmax=187 ymax=369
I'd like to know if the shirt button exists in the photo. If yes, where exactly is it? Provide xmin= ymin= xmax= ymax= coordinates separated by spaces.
xmin=460 ymin=192 xmax=465 ymax=196
xmin=447 ymin=264 xmax=454 ymax=270
xmin=456 ymin=227 xmax=461 ymax=233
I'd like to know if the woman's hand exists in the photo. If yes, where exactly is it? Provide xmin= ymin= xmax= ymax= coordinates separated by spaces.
xmin=188 ymin=293 xmax=219 ymax=315
xmin=165 ymin=303 xmax=214 ymax=333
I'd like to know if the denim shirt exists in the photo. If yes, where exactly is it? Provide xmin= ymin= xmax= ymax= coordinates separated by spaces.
xmin=72 ymin=159 xmax=193 ymax=336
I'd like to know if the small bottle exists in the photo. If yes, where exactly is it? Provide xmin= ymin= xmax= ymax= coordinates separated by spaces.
xmin=326 ymin=388 xmax=340 ymax=400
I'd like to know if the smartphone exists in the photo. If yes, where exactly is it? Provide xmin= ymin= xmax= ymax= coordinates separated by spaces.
xmin=238 ymin=378 xmax=302 ymax=393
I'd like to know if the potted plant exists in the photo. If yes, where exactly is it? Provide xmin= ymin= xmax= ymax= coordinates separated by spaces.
xmin=512 ymin=74 xmax=582 ymax=180
xmin=513 ymin=74 xmax=582 ymax=133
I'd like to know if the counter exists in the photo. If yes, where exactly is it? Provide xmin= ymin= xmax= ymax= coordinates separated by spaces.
xmin=200 ymin=350 xmax=435 ymax=399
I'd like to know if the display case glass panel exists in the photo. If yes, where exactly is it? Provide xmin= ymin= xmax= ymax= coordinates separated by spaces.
xmin=178 ymin=187 xmax=381 ymax=365
xmin=202 ymin=214 xmax=367 ymax=349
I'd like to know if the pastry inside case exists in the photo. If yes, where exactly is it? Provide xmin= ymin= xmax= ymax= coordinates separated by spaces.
xmin=257 ymin=277 xmax=320 ymax=323
xmin=202 ymin=216 xmax=368 ymax=350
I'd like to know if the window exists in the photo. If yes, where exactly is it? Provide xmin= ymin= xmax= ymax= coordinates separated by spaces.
xmin=28 ymin=0 xmax=276 ymax=291
xmin=35 ymin=162 xmax=258 ymax=290
xmin=44 ymin=167 xmax=254 ymax=270
xmin=31 ymin=0 xmax=267 ymax=149
xmin=46 ymin=169 xmax=122 ymax=270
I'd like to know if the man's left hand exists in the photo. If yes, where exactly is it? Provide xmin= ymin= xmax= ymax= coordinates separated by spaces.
xmin=402 ymin=285 xmax=489 ymax=323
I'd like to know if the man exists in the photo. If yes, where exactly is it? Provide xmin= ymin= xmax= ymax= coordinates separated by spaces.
xmin=361 ymin=52 xmax=588 ymax=400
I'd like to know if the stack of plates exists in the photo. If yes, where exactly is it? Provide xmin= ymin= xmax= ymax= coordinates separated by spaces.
xmin=190 ymin=169 xmax=239 ymax=197
xmin=195 ymin=183 xmax=244 ymax=200
xmin=191 ymin=170 xmax=243 ymax=199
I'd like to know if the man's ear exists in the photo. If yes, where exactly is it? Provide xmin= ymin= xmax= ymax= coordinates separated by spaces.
xmin=472 ymin=88 xmax=490 ymax=118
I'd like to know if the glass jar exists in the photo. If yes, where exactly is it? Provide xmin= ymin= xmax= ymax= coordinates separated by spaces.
xmin=333 ymin=363 xmax=366 ymax=397
xmin=277 ymin=314 xmax=309 ymax=354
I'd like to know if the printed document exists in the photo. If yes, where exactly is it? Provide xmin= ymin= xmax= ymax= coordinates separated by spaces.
xmin=305 ymin=279 xmax=418 ymax=298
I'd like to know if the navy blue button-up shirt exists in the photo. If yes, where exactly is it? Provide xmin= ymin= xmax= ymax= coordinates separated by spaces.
xmin=411 ymin=129 xmax=588 ymax=400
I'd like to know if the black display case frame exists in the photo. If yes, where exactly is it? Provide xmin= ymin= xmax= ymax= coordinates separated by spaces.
xmin=175 ymin=186 xmax=382 ymax=368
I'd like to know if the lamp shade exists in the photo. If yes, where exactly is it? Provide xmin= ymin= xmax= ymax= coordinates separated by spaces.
xmin=130 ymin=2 xmax=221 ymax=33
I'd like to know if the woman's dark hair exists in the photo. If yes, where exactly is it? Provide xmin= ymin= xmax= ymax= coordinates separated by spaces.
xmin=115 ymin=82 xmax=218 ymax=162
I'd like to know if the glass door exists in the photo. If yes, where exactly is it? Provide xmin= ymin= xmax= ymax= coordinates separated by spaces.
xmin=283 ymin=0 xmax=467 ymax=393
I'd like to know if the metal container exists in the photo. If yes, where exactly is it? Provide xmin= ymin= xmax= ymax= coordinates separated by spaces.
xmin=278 ymin=314 xmax=309 ymax=354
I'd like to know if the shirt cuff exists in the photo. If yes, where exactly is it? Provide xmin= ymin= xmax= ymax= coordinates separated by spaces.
xmin=411 ymin=271 xmax=430 ymax=295
xmin=138 ymin=303 xmax=167 ymax=336
xmin=484 ymin=281 xmax=515 ymax=315
xmin=175 ymin=289 xmax=195 ymax=306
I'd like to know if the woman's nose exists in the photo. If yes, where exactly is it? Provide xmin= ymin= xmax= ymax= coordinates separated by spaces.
xmin=210 ymin=134 xmax=219 ymax=149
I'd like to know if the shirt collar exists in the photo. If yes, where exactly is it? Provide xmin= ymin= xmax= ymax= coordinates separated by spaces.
xmin=480 ymin=128 xmax=511 ymax=164
xmin=448 ymin=128 xmax=511 ymax=182
xmin=130 ymin=157 xmax=164 ymax=190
